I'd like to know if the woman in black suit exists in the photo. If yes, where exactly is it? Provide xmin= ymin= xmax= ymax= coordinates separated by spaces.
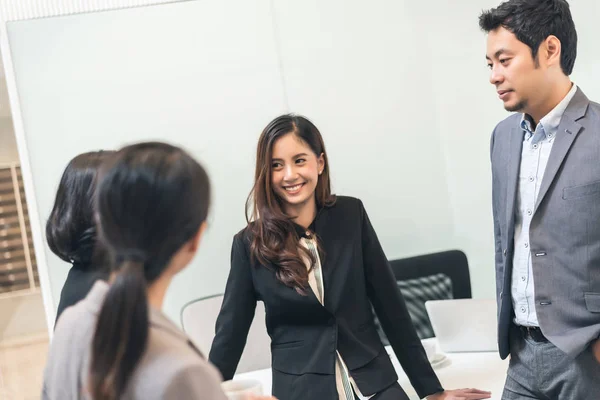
xmin=46 ymin=150 xmax=114 ymax=321
xmin=209 ymin=115 xmax=490 ymax=400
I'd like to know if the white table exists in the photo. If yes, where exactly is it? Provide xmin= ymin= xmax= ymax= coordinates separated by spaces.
xmin=235 ymin=341 xmax=509 ymax=399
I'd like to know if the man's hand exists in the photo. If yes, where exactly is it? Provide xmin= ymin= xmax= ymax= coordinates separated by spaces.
xmin=592 ymin=338 xmax=600 ymax=363
xmin=427 ymin=388 xmax=491 ymax=400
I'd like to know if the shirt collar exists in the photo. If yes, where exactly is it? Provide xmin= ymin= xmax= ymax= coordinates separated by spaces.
xmin=520 ymin=83 xmax=578 ymax=140
xmin=293 ymin=219 xmax=317 ymax=238
xmin=292 ymin=206 xmax=324 ymax=238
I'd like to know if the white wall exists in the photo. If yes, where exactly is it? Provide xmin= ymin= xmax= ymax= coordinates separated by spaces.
xmin=569 ymin=1 xmax=600 ymax=100
xmin=4 ymin=0 xmax=289 ymax=327
xmin=417 ymin=0 xmax=507 ymax=298
xmin=411 ymin=0 xmax=600 ymax=298
xmin=4 ymin=0 xmax=599 ymax=329
xmin=271 ymin=0 xmax=457 ymax=259
xmin=3 ymin=0 xmax=458 ymax=328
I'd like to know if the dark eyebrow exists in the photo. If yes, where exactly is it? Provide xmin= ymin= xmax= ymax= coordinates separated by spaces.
xmin=486 ymin=49 xmax=511 ymax=61
xmin=271 ymin=153 xmax=309 ymax=162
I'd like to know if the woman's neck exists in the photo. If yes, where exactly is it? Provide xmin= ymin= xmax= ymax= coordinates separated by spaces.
xmin=147 ymin=274 xmax=173 ymax=310
xmin=287 ymin=198 xmax=317 ymax=229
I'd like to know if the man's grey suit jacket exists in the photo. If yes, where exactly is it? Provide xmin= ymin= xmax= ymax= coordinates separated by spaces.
xmin=491 ymin=88 xmax=600 ymax=360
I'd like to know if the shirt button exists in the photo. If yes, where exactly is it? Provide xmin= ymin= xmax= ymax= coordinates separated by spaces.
xmin=521 ymin=306 xmax=526 ymax=313
xmin=528 ymin=176 xmax=535 ymax=182
xmin=521 ymin=276 xmax=526 ymax=282
xmin=527 ymin=209 xmax=533 ymax=216
xmin=532 ymin=144 xmax=539 ymax=149
xmin=525 ymin=243 xmax=529 ymax=248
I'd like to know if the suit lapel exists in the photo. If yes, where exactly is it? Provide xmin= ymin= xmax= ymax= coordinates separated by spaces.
xmin=314 ymin=209 xmax=335 ymax=312
xmin=534 ymin=121 xmax=582 ymax=211
xmin=534 ymin=89 xmax=588 ymax=212
xmin=505 ymin=126 xmax=522 ymax=249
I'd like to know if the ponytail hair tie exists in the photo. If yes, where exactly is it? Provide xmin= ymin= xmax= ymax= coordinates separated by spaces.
xmin=116 ymin=249 xmax=148 ymax=264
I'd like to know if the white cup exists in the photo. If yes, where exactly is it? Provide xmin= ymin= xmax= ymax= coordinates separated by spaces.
xmin=221 ymin=379 xmax=263 ymax=400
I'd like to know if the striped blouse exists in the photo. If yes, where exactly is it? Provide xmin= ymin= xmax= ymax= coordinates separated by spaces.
xmin=301 ymin=232 xmax=375 ymax=400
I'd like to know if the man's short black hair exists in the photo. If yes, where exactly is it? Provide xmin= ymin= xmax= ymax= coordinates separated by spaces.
xmin=479 ymin=0 xmax=577 ymax=75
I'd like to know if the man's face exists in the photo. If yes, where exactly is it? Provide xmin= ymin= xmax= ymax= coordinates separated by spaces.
xmin=486 ymin=27 xmax=547 ymax=114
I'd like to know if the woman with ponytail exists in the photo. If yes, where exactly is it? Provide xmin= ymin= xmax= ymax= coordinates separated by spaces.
xmin=46 ymin=150 xmax=115 ymax=321
xmin=43 ymin=143 xmax=274 ymax=400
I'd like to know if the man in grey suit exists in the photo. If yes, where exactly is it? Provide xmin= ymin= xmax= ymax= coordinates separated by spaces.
xmin=480 ymin=0 xmax=600 ymax=398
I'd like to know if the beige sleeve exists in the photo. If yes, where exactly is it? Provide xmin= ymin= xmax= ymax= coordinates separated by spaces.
xmin=163 ymin=362 xmax=228 ymax=400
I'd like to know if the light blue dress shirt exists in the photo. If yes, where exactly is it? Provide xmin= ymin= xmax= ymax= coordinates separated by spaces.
xmin=512 ymin=83 xmax=578 ymax=327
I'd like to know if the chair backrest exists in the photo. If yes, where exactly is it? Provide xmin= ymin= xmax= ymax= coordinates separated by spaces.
xmin=372 ymin=250 xmax=472 ymax=342
xmin=388 ymin=250 xmax=471 ymax=299
xmin=181 ymin=294 xmax=271 ymax=374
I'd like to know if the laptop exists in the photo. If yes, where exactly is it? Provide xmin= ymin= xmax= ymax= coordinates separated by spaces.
xmin=425 ymin=298 xmax=499 ymax=353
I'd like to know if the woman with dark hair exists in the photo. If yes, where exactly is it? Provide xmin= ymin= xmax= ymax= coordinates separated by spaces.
xmin=209 ymin=115 xmax=491 ymax=400
xmin=43 ymin=142 xmax=275 ymax=400
xmin=46 ymin=150 xmax=114 ymax=321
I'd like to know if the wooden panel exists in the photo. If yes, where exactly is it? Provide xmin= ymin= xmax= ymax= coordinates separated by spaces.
xmin=0 ymin=267 xmax=30 ymax=291
xmin=0 ymin=269 xmax=28 ymax=282
xmin=0 ymin=204 xmax=19 ymax=215
xmin=0 ymin=181 xmax=24 ymax=192
xmin=1 ymin=249 xmax=26 ymax=261
xmin=0 ymin=282 xmax=30 ymax=294
xmin=0 ymin=181 xmax=16 ymax=192
xmin=0 ymin=226 xmax=22 ymax=237
xmin=0 ymin=260 xmax=28 ymax=272
xmin=0 ymin=166 xmax=38 ymax=293
xmin=0 ymin=201 xmax=17 ymax=211
xmin=0 ymin=215 xmax=21 ymax=226
xmin=0 ymin=193 xmax=16 ymax=203
xmin=0 ymin=237 xmax=24 ymax=250
xmin=0 ymin=214 xmax=26 ymax=225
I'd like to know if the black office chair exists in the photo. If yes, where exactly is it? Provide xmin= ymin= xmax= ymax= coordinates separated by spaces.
xmin=374 ymin=250 xmax=471 ymax=342
xmin=389 ymin=250 xmax=471 ymax=299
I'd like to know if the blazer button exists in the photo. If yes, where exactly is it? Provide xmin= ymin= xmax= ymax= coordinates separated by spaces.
xmin=503 ymin=249 xmax=507 ymax=256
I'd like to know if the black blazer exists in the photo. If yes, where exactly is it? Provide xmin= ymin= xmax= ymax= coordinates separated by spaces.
xmin=209 ymin=196 xmax=443 ymax=400
xmin=55 ymin=263 xmax=107 ymax=323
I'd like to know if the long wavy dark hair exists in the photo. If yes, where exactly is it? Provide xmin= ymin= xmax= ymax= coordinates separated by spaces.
xmin=246 ymin=114 xmax=335 ymax=294
xmin=46 ymin=151 xmax=115 ymax=267
xmin=89 ymin=142 xmax=210 ymax=400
